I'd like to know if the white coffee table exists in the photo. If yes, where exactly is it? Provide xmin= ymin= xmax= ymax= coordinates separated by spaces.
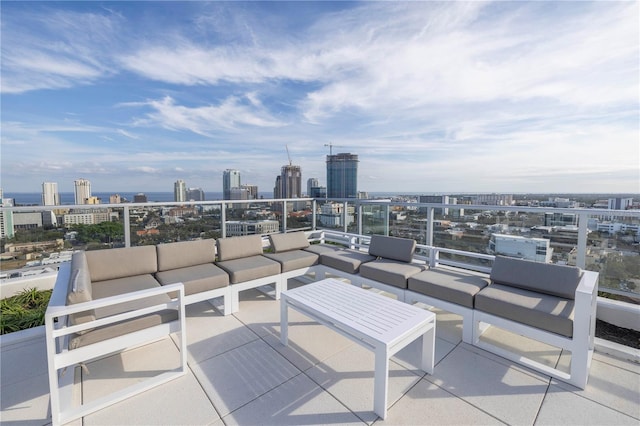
xmin=280 ymin=278 xmax=436 ymax=419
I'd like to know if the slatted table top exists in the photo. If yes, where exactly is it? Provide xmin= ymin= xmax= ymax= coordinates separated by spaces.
xmin=281 ymin=278 xmax=434 ymax=346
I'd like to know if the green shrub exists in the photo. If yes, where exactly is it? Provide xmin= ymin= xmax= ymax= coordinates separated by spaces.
xmin=0 ymin=288 xmax=52 ymax=335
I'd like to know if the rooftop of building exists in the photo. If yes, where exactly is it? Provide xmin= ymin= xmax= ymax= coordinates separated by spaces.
xmin=2 ymin=275 xmax=639 ymax=426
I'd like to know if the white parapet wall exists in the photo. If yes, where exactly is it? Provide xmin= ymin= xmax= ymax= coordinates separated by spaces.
xmin=0 ymin=272 xmax=58 ymax=299
xmin=597 ymin=296 xmax=640 ymax=332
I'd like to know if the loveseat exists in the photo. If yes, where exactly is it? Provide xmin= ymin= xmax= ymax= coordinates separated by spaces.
xmin=405 ymin=254 xmax=598 ymax=389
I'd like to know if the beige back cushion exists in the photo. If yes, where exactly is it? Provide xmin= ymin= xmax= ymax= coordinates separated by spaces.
xmin=217 ymin=235 xmax=264 ymax=261
xmin=269 ymin=232 xmax=309 ymax=253
xmin=490 ymin=256 xmax=581 ymax=300
xmin=157 ymin=239 xmax=216 ymax=272
xmin=66 ymin=251 xmax=96 ymax=328
xmin=368 ymin=235 xmax=416 ymax=263
xmin=85 ymin=245 xmax=158 ymax=282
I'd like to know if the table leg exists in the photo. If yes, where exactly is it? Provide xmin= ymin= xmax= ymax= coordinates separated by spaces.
xmin=280 ymin=298 xmax=289 ymax=346
xmin=374 ymin=345 xmax=389 ymax=419
xmin=421 ymin=321 xmax=435 ymax=374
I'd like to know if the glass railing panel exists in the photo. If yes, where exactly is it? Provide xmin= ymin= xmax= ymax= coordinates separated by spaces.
xmin=584 ymin=213 xmax=640 ymax=299
xmin=127 ymin=204 xmax=222 ymax=246
xmin=285 ymin=199 xmax=313 ymax=232
xmin=361 ymin=203 xmax=388 ymax=236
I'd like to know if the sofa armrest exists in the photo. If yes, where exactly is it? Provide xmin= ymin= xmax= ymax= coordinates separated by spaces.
xmin=48 ymin=282 xmax=184 ymax=337
xmin=573 ymin=270 xmax=599 ymax=346
xmin=575 ymin=270 xmax=598 ymax=298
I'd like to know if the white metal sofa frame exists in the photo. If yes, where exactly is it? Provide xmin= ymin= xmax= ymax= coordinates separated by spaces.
xmin=45 ymin=262 xmax=187 ymax=426
xmin=307 ymin=231 xmax=423 ymax=301
xmin=472 ymin=268 xmax=598 ymax=389
xmin=309 ymin=230 xmax=598 ymax=389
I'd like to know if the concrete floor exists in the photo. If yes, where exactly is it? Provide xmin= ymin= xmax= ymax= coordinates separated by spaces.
xmin=2 ymin=280 xmax=639 ymax=425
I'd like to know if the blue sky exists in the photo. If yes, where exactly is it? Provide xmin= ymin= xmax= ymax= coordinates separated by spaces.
xmin=1 ymin=1 xmax=638 ymax=195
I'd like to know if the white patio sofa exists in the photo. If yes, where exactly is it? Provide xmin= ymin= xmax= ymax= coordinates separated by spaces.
xmin=45 ymin=247 xmax=187 ymax=426
xmin=472 ymin=255 xmax=598 ymax=389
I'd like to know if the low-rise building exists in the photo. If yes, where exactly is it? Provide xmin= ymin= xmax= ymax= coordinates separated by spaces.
xmin=225 ymin=220 xmax=279 ymax=237
xmin=488 ymin=233 xmax=552 ymax=263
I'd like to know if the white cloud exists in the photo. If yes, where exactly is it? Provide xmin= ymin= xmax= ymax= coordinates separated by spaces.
xmin=1 ymin=1 xmax=637 ymax=193
xmin=129 ymin=95 xmax=287 ymax=135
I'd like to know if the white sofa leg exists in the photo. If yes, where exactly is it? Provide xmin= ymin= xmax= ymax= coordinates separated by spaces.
xmin=231 ymin=289 xmax=240 ymax=313
xmin=461 ymin=310 xmax=473 ymax=344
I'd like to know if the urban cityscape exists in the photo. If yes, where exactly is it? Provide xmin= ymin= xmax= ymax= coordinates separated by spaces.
xmin=1 ymin=2 xmax=639 ymax=424
xmin=1 ymin=149 xmax=638 ymax=299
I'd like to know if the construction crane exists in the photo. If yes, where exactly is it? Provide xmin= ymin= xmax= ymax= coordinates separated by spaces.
xmin=324 ymin=143 xmax=344 ymax=156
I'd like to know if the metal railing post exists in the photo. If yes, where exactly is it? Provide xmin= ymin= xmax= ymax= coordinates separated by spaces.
xmin=384 ymin=203 xmax=390 ymax=236
xmin=221 ymin=202 xmax=226 ymax=239
xmin=577 ymin=212 xmax=588 ymax=269
xmin=357 ymin=203 xmax=363 ymax=236
xmin=312 ymin=199 xmax=317 ymax=230
xmin=283 ymin=200 xmax=288 ymax=233
xmin=123 ymin=206 xmax=131 ymax=247
xmin=343 ymin=201 xmax=348 ymax=233
xmin=426 ymin=207 xmax=434 ymax=246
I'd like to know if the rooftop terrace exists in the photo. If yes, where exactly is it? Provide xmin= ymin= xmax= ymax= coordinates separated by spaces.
xmin=2 ymin=275 xmax=639 ymax=425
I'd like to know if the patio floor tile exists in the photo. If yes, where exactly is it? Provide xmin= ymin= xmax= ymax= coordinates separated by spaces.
xmin=221 ymin=373 xmax=365 ymax=425
xmin=190 ymin=339 xmax=300 ymax=417
xmin=535 ymin=383 xmax=639 ymax=425
xmin=425 ymin=344 xmax=549 ymax=425
xmin=305 ymin=343 xmax=423 ymax=424
xmin=175 ymin=301 xmax=260 ymax=364
xmin=83 ymin=370 xmax=219 ymax=425
xmin=383 ymin=378 xmax=504 ymax=425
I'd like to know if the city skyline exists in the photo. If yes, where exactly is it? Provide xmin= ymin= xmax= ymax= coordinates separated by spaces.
xmin=1 ymin=2 xmax=638 ymax=194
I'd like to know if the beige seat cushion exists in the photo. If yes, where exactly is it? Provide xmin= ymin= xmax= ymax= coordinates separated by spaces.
xmin=320 ymin=249 xmax=376 ymax=274
xmin=408 ymin=268 xmax=490 ymax=308
xmin=70 ymin=274 xmax=175 ymax=350
xmin=156 ymin=263 xmax=229 ymax=296
xmin=263 ymin=250 xmax=319 ymax=273
xmin=303 ymin=244 xmax=343 ymax=256
xmin=92 ymin=274 xmax=165 ymax=318
xmin=475 ymin=284 xmax=575 ymax=337
xmin=359 ymin=259 xmax=426 ymax=289
xmin=69 ymin=310 xmax=178 ymax=349
xmin=216 ymin=256 xmax=281 ymax=284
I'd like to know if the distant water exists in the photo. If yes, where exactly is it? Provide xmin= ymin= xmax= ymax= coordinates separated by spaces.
xmin=3 ymin=191 xmax=419 ymax=206
xmin=3 ymin=192 xmax=227 ymax=205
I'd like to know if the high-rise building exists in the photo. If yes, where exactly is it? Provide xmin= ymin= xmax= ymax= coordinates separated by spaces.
xmin=109 ymin=194 xmax=122 ymax=204
xmin=42 ymin=182 xmax=60 ymax=206
xmin=0 ymin=192 xmax=15 ymax=239
xmin=326 ymin=153 xmax=358 ymax=198
xmin=74 ymin=178 xmax=92 ymax=205
xmin=273 ymin=176 xmax=282 ymax=199
xmin=242 ymin=184 xmax=259 ymax=200
xmin=187 ymin=187 xmax=205 ymax=201
xmin=174 ymin=179 xmax=187 ymax=202
xmin=223 ymin=169 xmax=241 ymax=200
xmin=307 ymin=178 xmax=319 ymax=197
xmin=280 ymin=165 xmax=302 ymax=199
xmin=134 ymin=193 xmax=148 ymax=203
xmin=133 ymin=192 xmax=148 ymax=203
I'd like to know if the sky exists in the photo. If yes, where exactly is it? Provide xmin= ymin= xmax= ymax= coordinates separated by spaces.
xmin=1 ymin=1 xmax=639 ymax=195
